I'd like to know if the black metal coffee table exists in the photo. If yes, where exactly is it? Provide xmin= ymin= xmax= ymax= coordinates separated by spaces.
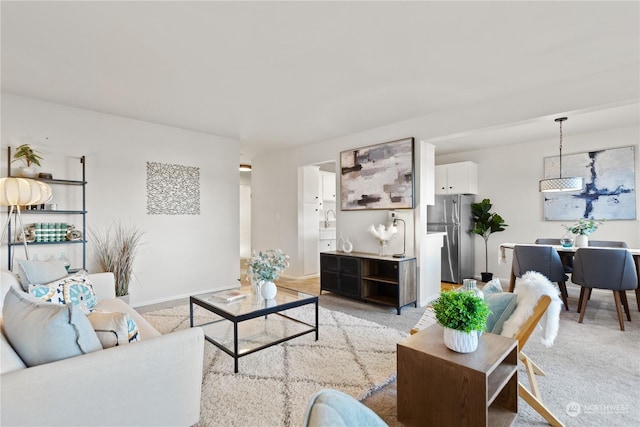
xmin=190 ymin=287 xmax=318 ymax=373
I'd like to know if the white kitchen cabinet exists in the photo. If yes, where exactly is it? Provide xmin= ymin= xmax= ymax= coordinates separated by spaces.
xmin=320 ymin=171 xmax=336 ymax=201
xmin=302 ymin=165 xmax=321 ymax=204
xmin=303 ymin=202 xmax=320 ymax=275
xmin=434 ymin=161 xmax=478 ymax=195
xmin=319 ymin=239 xmax=336 ymax=252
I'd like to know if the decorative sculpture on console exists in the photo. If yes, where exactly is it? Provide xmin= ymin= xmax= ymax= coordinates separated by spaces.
xmin=368 ymin=223 xmax=397 ymax=256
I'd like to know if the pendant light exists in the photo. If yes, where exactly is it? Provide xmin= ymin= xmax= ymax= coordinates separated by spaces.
xmin=539 ymin=117 xmax=584 ymax=192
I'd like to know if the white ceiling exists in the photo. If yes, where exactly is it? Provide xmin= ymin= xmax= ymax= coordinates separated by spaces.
xmin=2 ymin=1 xmax=639 ymax=163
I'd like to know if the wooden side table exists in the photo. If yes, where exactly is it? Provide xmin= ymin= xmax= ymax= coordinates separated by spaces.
xmin=397 ymin=324 xmax=518 ymax=427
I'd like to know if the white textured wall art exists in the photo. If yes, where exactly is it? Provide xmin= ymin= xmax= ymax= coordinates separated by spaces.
xmin=544 ymin=146 xmax=636 ymax=220
xmin=146 ymin=162 xmax=200 ymax=215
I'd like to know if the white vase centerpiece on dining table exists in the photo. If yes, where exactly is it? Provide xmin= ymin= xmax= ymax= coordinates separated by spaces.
xmin=368 ymin=223 xmax=397 ymax=256
xmin=562 ymin=219 xmax=604 ymax=248
xmin=248 ymin=249 xmax=290 ymax=300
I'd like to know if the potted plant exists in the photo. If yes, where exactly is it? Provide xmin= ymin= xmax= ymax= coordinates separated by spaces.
xmin=90 ymin=222 xmax=145 ymax=301
xmin=12 ymin=144 xmax=43 ymax=177
xmin=471 ymin=198 xmax=508 ymax=282
xmin=562 ymin=219 xmax=604 ymax=248
xmin=247 ymin=249 xmax=290 ymax=299
xmin=432 ymin=290 xmax=490 ymax=353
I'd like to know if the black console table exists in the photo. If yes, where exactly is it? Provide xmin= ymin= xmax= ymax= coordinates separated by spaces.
xmin=320 ymin=251 xmax=417 ymax=314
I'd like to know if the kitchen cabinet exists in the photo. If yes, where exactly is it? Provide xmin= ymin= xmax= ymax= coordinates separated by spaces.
xmin=435 ymin=161 xmax=478 ymax=195
xmin=302 ymin=166 xmax=321 ymax=204
xmin=320 ymin=171 xmax=336 ymax=202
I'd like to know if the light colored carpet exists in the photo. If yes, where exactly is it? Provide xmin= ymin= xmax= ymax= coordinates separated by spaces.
xmin=142 ymin=303 xmax=407 ymax=427
xmin=140 ymin=284 xmax=640 ymax=426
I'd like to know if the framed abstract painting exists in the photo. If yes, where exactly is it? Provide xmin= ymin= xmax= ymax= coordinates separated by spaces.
xmin=543 ymin=145 xmax=636 ymax=220
xmin=340 ymin=137 xmax=414 ymax=210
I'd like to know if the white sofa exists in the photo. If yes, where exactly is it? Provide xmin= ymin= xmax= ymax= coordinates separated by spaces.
xmin=1 ymin=270 xmax=205 ymax=427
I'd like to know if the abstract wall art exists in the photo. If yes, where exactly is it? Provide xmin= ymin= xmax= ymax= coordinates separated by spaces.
xmin=543 ymin=145 xmax=636 ymax=220
xmin=146 ymin=161 xmax=200 ymax=215
xmin=340 ymin=137 xmax=414 ymax=210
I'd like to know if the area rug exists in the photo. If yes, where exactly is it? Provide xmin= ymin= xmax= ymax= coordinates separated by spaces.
xmin=142 ymin=303 xmax=407 ymax=427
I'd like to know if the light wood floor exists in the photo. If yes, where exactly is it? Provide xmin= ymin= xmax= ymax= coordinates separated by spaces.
xmin=242 ymin=260 xmax=459 ymax=295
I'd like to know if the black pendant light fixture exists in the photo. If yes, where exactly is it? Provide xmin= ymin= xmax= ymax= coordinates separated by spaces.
xmin=539 ymin=117 xmax=584 ymax=192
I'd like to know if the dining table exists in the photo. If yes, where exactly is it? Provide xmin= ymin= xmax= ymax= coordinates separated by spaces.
xmin=499 ymin=242 xmax=640 ymax=310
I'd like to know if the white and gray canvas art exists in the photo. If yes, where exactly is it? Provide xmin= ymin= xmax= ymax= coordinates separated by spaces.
xmin=340 ymin=137 xmax=414 ymax=210
xmin=544 ymin=146 xmax=636 ymax=220
xmin=146 ymin=162 xmax=200 ymax=215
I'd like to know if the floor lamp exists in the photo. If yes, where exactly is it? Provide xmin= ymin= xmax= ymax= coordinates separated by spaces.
xmin=0 ymin=177 xmax=53 ymax=268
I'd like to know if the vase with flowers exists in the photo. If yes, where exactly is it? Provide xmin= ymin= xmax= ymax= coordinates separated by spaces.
xmin=248 ymin=249 xmax=290 ymax=299
xmin=562 ymin=219 xmax=604 ymax=248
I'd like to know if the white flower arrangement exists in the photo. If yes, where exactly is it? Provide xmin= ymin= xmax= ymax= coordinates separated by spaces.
xmin=248 ymin=249 xmax=290 ymax=282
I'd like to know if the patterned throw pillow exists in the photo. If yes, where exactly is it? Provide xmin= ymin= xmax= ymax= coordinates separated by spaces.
xmin=29 ymin=271 xmax=97 ymax=313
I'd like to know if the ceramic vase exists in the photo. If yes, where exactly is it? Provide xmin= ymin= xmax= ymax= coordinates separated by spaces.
xmin=261 ymin=281 xmax=277 ymax=299
xmin=443 ymin=327 xmax=478 ymax=353
xmin=19 ymin=166 xmax=37 ymax=178
xmin=575 ymin=234 xmax=588 ymax=248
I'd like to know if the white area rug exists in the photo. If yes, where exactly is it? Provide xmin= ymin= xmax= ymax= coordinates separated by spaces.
xmin=142 ymin=304 xmax=407 ymax=427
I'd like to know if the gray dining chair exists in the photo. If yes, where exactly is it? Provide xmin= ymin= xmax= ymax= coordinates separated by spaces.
xmin=512 ymin=245 xmax=570 ymax=310
xmin=588 ymin=240 xmax=628 ymax=248
xmin=535 ymin=238 xmax=573 ymax=273
xmin=571 ymin=248 xmax=638 ymax=331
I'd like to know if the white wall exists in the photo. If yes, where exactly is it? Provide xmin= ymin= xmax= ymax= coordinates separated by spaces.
xmin=1 ymin=94 xmax=240 ymax=306
xmin=252 ymin=113 xmax=639 ymax=283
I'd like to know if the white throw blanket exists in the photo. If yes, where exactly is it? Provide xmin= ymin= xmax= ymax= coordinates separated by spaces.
xmin=500 ymin=271 xmax=562 ymax=347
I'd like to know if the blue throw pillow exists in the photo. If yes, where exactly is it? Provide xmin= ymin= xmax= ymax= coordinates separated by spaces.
xmin=485 ymin=292 xmax=517 ymax=334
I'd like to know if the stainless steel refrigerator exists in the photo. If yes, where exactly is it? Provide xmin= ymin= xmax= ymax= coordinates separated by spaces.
xmin=427 ymin=194 xmax=475 ymax=283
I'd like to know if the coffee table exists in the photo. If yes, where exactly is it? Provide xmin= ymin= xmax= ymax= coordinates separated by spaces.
xmin=189 ymin=287 xmax=318 ymax=373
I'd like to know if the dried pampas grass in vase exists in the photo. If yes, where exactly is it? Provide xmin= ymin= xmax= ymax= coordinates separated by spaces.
xmin=90 ymin=222 xmax=145 ymax=297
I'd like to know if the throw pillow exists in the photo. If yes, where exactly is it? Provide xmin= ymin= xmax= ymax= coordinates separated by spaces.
xmin=16 ymin=258 xmax=68 ymax=290
xmin=483 ymin=278 xmax=504 ymax=295
xmin=29 ymin=271 xmax=97 ymax=313
xmin=2 ymin=285 xmax=102 ymax=367
xmin=87 ymin=311 xmax=130 ymax=348
xmin=485 ymin=292 xmax=517 ymax=335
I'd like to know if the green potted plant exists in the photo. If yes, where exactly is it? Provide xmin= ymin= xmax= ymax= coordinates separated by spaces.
xmin=432 ymin=290 xmax=490 ymax=353
xmin=471 ymin=198 xmax=508 ymax=282
xmin=12 ymin=144 xmax=43 ymax=177
xmin=562 ymin=219 xmax=604 ymax=248
xmin=90 ymin=222 xmax=145 ymax=301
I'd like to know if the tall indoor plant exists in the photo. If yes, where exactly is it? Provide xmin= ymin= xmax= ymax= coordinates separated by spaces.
xmin=432 ymin=290 xmax=490 ymax=353
xmin=471 ymin=198 xmax=508 ymax=282
xmin=90 ymin=222 xmax=145 ymax=299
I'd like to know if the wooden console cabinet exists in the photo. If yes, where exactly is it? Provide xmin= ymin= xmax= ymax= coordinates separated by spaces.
xmin=320 ymin=251 xmax=416 ymax=314
xmin=397 ymin=324 xmax=518 ymax=427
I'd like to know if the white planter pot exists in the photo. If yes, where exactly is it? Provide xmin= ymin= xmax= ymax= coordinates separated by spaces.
xmin=19 ymin=166 xmax=37 ymax=178
xmin=443 ymin=327 xmax=478 ymax=353
xmin=261 ymin=281 xmax=278 ymax=299
xmin=575 ymin=234 xmax=589 ymax=248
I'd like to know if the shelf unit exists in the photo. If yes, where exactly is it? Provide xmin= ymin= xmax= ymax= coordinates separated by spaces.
xmin=320 ymin=251 xmax=416 ymax=314
xmin=398 ymin=324 xmax=518 ymax=426
xmin=5 ymin=147 xmax=87 ymax=271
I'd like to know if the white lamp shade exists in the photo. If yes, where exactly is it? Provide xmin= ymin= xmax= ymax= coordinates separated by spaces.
xmin=0 ymin=177 xmax=53 ymax=206
xmin=539 ymin=176 xmax=584 ymax=192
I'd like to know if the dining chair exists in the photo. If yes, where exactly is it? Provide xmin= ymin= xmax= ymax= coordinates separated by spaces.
xmin=512 ymin=245 xmax=570 ymax=311
xmin=535 ymin=238 xmax=573 ymax=273
xmin=588 ymin=240 xmax=628 ymax=248
xmin=571 ymin=248 xmax=638 ymax=331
